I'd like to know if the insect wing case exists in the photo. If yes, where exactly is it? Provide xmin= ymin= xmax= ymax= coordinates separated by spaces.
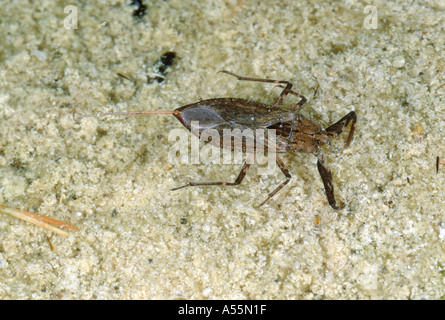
xmin=174 ymin=98 xmax=297 ymax=152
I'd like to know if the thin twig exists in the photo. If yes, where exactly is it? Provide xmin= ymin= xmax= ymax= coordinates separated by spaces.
xmin=437 ymin=156 xmax=444 ymax=174
xmin=0 ymin=204 xmax=79 ymax=237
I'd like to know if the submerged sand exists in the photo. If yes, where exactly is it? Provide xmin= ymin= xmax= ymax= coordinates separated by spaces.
xmin=0 ymin=0 xmax=444 ymax=299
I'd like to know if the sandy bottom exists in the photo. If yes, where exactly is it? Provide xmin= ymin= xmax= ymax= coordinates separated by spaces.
xmin=1 ymin=0 xmax=444 ymax=299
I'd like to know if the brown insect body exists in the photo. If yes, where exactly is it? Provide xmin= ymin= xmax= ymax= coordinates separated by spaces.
xmin=76 ymin=71 xmax=356 ymax=209
xmin=174 ymin=97 xmax=328 ymax=154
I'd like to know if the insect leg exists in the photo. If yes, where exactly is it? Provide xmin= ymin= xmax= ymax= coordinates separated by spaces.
xmin=218 ymin=70 xmax=302 ymax=109
xmin=325 ymin=111 xmax=357 ymax=148
xmin=274 ymin=85 xmax=307 ymax=112
xmin=258 ymin=154 xmax=292 ymax=206
xmin=317 ymin=154 xmax=345 ymax=210
xmin=171 ymin=153 xmax=254 ymax=190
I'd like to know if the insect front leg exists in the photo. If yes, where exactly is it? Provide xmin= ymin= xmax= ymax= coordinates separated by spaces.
xmin=218 ymin=70 xmax=305 ymax=110
xmin=272 ymin=85 xmax=307 ymax=140
xmin=273 ymin=84 xmax=307 ymax=113
xmin=316 ymin=154 xmax=345 ymax=210
xmin=171 ymin=153 xmax=254 ymax=191
xmin=325 ymin=111 xmax=357 ymax=148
